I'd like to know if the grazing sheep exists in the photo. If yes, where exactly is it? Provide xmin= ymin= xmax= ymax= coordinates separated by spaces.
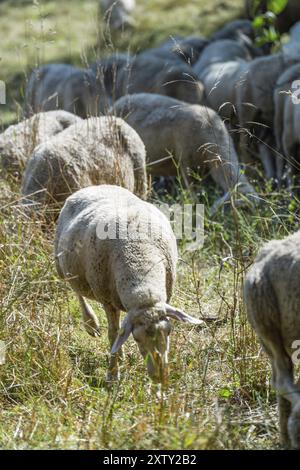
xmin=25 ymin=64 xmax=107 ymax=118
xmin=194 ymin=46 xmax=298 ymax=183
xmin=193 ymin=39 xmax=251 ymax=120
xmin=22 ymin=116 xmax=147 ymax=210
xmin=112 ymin=93 xmax=258 ymax=209
xmin=274 ymin=63 xmax=300 ymax=184
xmin=0 ymin=110 xmax=82 ymax=178
xmin=100 ymin=0 xmax=135 ymax=30
xmin=244 ymin=230 xmax=300 ymax=449
xmin=282 ymin=22 xmax=300 ymax=58
xmin=55 ymin=184 xmax=202 ymax=382
xmin=236 ymin=53 xmax=299 ymax=132
xmin=211 ymin=19 xmax=255 ymax=42
xmin=194 ymin=38 xmax=251 ymax=71
xmin=117 ymin=55 xmax=204 ymax=105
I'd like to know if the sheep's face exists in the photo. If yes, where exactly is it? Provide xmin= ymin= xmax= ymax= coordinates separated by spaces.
xmin=132 ymin=309 xmax=172 ymax=383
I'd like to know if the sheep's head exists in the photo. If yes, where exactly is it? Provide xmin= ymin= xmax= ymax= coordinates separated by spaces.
xmin=111 ymin=303 xmax=203 ymax=383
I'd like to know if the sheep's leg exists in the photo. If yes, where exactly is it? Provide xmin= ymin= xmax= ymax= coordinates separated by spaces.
xmin=78 ymin=295 xmax=100 ymax=337
xmin=272 ymin=349 xmax=300 ymax=446
xmin=104 ymin=303 xmax=121 ymax=383
xmin=257 ymin=143 xmax=276 ymax=181
xmin=278 ymin=395 xmax=292 ymax=447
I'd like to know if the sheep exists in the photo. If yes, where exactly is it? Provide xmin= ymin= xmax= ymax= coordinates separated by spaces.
xmin=274 ymin=63 xmax=300 ymax=185
xmin=244 ymin=230 xmax=300 ymax=449
xmin=210 ymin=19 xmax=263 ymax=57
xmin=235 ymin=53 xmax=300 ymax=135
xmin=194 ymin=46 xmax=296 ymax=181
xmin=282 ymin=22 xmax=300 ymax=59
xmin=232 ymin=53 xmax=300 ymax=181
xmin=100 ymin=0 xmax=135 ymax=30
xmin=0 ymin=110 xmax=82 ymax=178
xmin=194 ymin=44 xmax=298 ymax=130
xmin=245 ymin=0 xmax=300 ymax=34
xmin=21 ymin=116 xmax=147 ymax=210
xmin=116 ymin=54 xmax=204 ymax=105
xmin=112 ymin=93 xmax=258 ymax=210
xmin=55 ymin=184 xmax=203 ymax=382
xmin=25 ymin=64 xmax=107 ymax=118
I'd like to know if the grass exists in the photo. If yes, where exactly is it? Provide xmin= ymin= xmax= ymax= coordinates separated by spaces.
xmin=0 ymin=0 xmax=299 ymax=450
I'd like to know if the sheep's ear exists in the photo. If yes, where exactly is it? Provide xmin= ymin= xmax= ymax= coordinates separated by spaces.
xmin=111 ymin=315 xmax=133 ymax=354
xmin=165 ymin=304 xmax=204 ymax=325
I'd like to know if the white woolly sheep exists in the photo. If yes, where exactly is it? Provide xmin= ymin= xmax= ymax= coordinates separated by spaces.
xmin=100 ymin=0 xmax=135 ymax=30
xmin=145 ymin=36 xmax=209 ymax=66
xmin=112 ymin=93 xmax=258 ymax=210
xmin=55 ymin=184 xmax=202 ymax=382
xmin=235 ymin=53 xmax=300 ymax=180
xmin=244 ymin=230 xmax=300 ymax=449
xmin=245 ymin=0 xmax=300 ymax=34
xmin=25 ymin=64 xmax=107 ymax=118
xmin=21 ymin=116 xmax=147 ymax=210
xmin=195 ymin=49 xmax=299 ymax=180
xmin=0 ymin=110 xmax=82 ymax=178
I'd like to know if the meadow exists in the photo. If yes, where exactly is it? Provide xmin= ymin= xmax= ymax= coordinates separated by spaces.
xmin=0 ymin=0 xmax=299 ymax=450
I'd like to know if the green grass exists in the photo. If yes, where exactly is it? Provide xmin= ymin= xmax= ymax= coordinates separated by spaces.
xmin=0 ymin=0 xmax=298 ymax=450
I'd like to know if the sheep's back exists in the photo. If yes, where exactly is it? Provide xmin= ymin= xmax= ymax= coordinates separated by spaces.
xmin=245 ymin=231 xmax=300 ymax=352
